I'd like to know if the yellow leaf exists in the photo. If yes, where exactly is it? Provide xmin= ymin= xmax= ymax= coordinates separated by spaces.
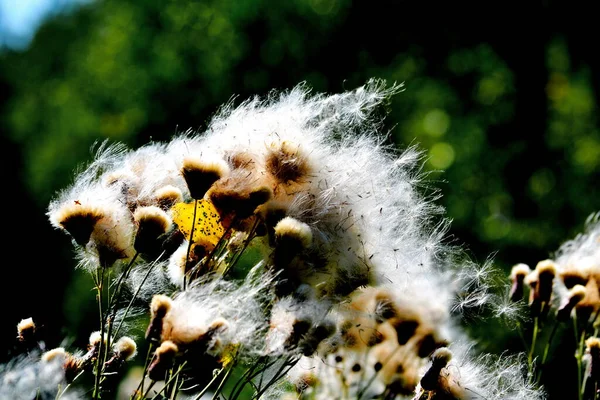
xmin=171 ymin=200 xmax=225 ymax=251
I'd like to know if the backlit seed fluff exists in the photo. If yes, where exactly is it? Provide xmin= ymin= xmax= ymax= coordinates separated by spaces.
xmin=419 ymin=347 xmax=453 ymax=391
xmin=146 ymin=294 xmax=173 ymax=342
xmin=154 ymin=185 xmax=184 ymax=210
xmin=113 ymin=336 xmax=137 ymax=361
xmin=133 ymin=206 xmax=173 ymax=255
xmin=181 ymin=156 xmax=230 ymax=200
xmin=509 ymin=263 xmax=531 ymax=302
xmin=16 ymin=317 xmax=35 ymax=342
xmin=557 ymin=284 xmax=587 ymax=321
xmin=151 ymin=294 xmax=173 ymax=316
xmin=41 ymin=347 xmax=67 ymax=363
xmin=274 ymin=217 xmax=313 ymax=251
xmin=51 ymin=203 xmax=103 ymax=246
xmin=586 ymin=337 xmax=600 ymax=383
xmin=536 ymin=259 xmax=557 ymax=310
xmin=89 ymin=330 xmax=107 ymax=347
xmin=148 ymin=340 xmax=179 ymax=381
xmin=265 ymin=141 xmax=311 ymax=184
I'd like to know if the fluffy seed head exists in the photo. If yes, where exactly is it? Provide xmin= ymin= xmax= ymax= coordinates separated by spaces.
xmin=113 ymin=336 xmax=137 ymax=361
xmin=133 ymin=206 xmax=173 ymax=256
xmin=148 ymin=340 xmax=179 ymax=381
xmin=265 ymin=141 xmax=311 ymax=185
xmin=51 ymin=203 xmax=103 ymax=246
xmin=41 ymin=347 xmax=66 ymax=363
xmin=154 ymin=185 xmax=184 ymax=210
xmin=557 ymin=284 xmax=587 ymax=321
xmin=16 ymin=317 xmax=35 ymax=342
xmin=181 ymin=156 xmax=230 ymax=200
xmin=274 ymin=217 xmax=313 ymax=250
xmin=89 ymin=331 xmax=107 ymax=347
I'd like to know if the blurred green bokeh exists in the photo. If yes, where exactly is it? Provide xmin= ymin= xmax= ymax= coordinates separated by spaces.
xmin=1 ymin=1 xmax=598 ymax=398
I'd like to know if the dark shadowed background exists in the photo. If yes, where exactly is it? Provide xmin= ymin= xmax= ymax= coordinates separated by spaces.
xmin=1 ymin=1 xmax=598 ymax=398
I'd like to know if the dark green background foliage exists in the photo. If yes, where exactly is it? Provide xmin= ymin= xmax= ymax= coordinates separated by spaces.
xmin=0 ymin=1 xmax=598 ymax=398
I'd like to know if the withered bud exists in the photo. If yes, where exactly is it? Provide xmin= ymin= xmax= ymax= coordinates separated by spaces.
xmin=536 ymin=259 xmax=557 ymax=305
xmin=560 ymin=268 xmax=590 ymax=289
xmin=182 ymin=157 xmax=229 ymax=200
xmin=209 ymin=184 xmax=272 ymax=221
xmin=133 ymin=206 xmax=173 ymax=256
xmin=557 ymin=285 xmax=587 ymax=321
xmin=113 ymin=336 xmax=137 ymax=361
xmin=154 ymin=185 xmax=184 ymax=210
xmin=509 ymin=263 xmax=531 ymax=302
xmin=89 ymin=330 xmax=108 ymax=348
xmin=265 ymin=141 xmax=311 ymax=184
xmin=41 ymin=347 xmax=67 ymax=363
xmin=105 ymin=336 xmax=138 ymax=372
xmin=146 ymin=295 xmax=173 ymax=343
xmin=273 ymin=217 xmax=313 ymax=268
xmin=586 ymin=337 xmax=600 ymax=383
xmin=17 ymin=317 xmax=35 ymax=343
xmin=148 ymin=341 xmax=179 ymax=381
xmin=299 ymin=320 xmax=336 ymax=356
xmin=53 ymin=203 xmax=103 ymax=246
xmin=419 ymin=347 xmax=453 ymax=391
xmin=41 ymin=348 xmax=83 ymax=383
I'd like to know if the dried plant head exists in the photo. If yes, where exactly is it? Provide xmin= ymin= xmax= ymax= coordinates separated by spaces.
xmin=16 ymin=317 xmax=35 ymax=343
xmin=146 ymin=294 xmax=173 ymax=342
xmin=41 ymin=347 xmax=67 ymax=363
xmin=50 ymin=202 xmax=104 ymax=246
xmin=113 ymin=336 xmax=137 ymax=361
xmin=181 ymin=156 xmax=230 ymax=200
xmin=265 ymin=140 xmax=312 ymax=185
xmin=154 ymin=185 xmax=184 ymax=210
xmin=557 ymin=284 xmax=587 ymax=321
xmin=208 ymin=176 xmax=273 ymax=222
xmin=148 ymin=340 xmax=179 ymax=381
xmin=89 ymin=330 xmax=107 ymax=348
xmin=133 ymin=205 xmax=173 ymax=256
xmin=509 ymin=263 xmax=531 ymax=302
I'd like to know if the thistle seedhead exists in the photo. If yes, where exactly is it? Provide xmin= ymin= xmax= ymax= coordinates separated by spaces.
xmin=557 ymin=284 xmax=587 ymax=321
xmin=51 ymin=203 xmax=103 ymax=246
xmin=113 ymin=336 xmax=137 ymax=361
xmin=181 ymin=156 xmax=230 ymax=200
xmin=419 ymin=347 xmax=456 ymax=394
xmin=16 ymin=317 xmax=35 ymax=343
xmin=148 ymin=340 xmax=179 ymax=381
xmin=146 ymin=295 xmax=173 ymax=342
xmin=265 ymin=141 xmax=311 ymax=185
xmin=509 ymin=263 xmax=531 ymax=302
xmin=154 ymin=185 xmax=184 ymax=210
xmin=133 ymin=205 xmax=173 ymax=257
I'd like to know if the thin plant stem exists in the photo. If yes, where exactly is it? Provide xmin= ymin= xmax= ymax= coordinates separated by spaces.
xmin=538 ymin=320 xmax=560 ymax=384
xmin=150 ymin=362 xmax=188 ymax=400
xmin=574 ymin=315 xmax=586 ymax=400
xmin=222 ymin=217 xmax=259 ymax=277
xmin=184 ymin=199 xmax=199 ymax=290
xmin=211 ymin=364 xmax=235 ymax=400
xmin=93 ymin=266 xmax=107 ymax=400
xmin=192 ymin=367 xmax=225 ymax=400
xmin=131 ymin=343 xmax=155 ymax=400
xmin=113 ymin=252 xmax=165 ymax=340
xmin=252 ymin=356 xmax=299 ymax=400
xmin=528 ymin=316 xmax=539 ymax=375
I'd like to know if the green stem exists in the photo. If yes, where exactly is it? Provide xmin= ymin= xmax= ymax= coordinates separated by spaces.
xmin=184 ymin=199 xmax=199 ymax=290
xmin=528 ymin=316 xmax=539 ymax=375
xmin=192 ymin=368 xmax=225 ymax=400
xmin=113 ymin=252 xmax=164 ymax=339
xmin=93 ymin=267 xmax=107 ymax=400
xmin=150 ymin=361 xmax=187 ymax=400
